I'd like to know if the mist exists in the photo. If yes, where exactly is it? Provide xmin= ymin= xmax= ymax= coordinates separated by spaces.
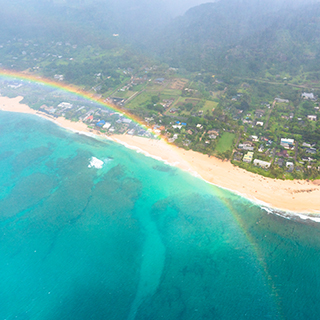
xmin=161 ymin=0 xmax=217 ymax=16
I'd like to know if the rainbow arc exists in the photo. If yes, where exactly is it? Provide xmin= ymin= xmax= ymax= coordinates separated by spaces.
xmin=0 ymin=69 xmax=152 ymax=134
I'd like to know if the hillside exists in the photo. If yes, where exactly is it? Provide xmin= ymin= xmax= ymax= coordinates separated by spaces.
xmin=145 ymin=0 xmax=320 ymax=78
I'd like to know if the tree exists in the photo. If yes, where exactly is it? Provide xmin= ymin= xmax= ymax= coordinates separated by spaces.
xmin=151 ymin=96 xmax=160 ymax=104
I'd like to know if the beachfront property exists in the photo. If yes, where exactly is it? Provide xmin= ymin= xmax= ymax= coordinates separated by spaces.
xmin=238 ymin=143 xmax=254 ymax=151
xmin=286 ymin=161 xmax=294 ymax=172
xmin=57 ymin=102 xmax=73 ymax=109
xmin=40 ymin=104 xmax=56 ymax=114
xmin=168 ymin=133 xmax=178 ymax=143
xmin=276 ymin=158 xmax=284 ymax=167
xmin=243 ymin=151 xmax=254 ymax=163
xmin=253 ymin=159 xmax=271 ymax=169
xmin=280 ymin=138 xmax=295 ymax=149
xmin=233 ymin=152 xmax=243 ymax=161
xmin=96 ymin=120 xmax=105 ymax=127
xmin=103 ymin=122 xmax=112 ymax=130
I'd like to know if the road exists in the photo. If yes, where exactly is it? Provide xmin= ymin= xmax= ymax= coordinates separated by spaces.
xmin=236 ymin=76 xmax=320 ymax=89
xmin=264 ymin=99 xmax=276 ymax=131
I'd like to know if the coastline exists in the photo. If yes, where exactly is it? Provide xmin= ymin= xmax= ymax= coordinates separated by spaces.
xmin=1 ymin=95 xmax=320 ymax=215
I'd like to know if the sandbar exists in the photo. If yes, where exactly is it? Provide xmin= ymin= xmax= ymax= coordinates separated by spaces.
xmin=1 ymin=95 xmax=320 ymax=214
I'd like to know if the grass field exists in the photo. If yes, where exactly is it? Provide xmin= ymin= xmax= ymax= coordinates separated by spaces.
xmin=112 ymin=90 xmax=137 ymax=99
xmin=215 ymin=132 xmax=236 ymax=153
xmin=125 ymin=91 xmax=154 ymax=109
xmin=202 ymin=100 xmax=218 ymax=112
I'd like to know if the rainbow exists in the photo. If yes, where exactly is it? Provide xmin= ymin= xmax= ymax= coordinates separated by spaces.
xmin=213 ymin=187 xmax=283 ymax=315
xmin=0 ymin=68 xmax=154 ymax=135
xmin=0 ymin=69 xmax=284 ymax=313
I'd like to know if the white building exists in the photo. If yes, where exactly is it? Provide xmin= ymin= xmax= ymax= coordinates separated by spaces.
xmin=275 ymin=98 xmax=289 ymax=103
xmin=250 ymin=135 xmax=259 ymax=142
xmin=281 ymin=138 xmax=295 ymax=149
xmin=307 ymin=115 xmax=317 ymax=121
xmin=253 ymin=159 xmax=271 ymax=169
xmin=302 ymin=92 xmax=316 ymax=100
xmin=286 ymin=161 xmax=294 ymax=168
xmin=103 ymin=122 xmax=112 ymax=130
xmin=57 ymin=102 xmax=73 ymax=109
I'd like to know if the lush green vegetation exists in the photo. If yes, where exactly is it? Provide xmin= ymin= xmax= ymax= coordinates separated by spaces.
xmin=1 ymin=0 xmax=320 ymax=179
xmin=215 ymin=133 xmax=235 ymax=154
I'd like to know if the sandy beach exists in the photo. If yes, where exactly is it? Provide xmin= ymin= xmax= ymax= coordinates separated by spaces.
xmin=1 ymin=95 xmax=320 ymax=214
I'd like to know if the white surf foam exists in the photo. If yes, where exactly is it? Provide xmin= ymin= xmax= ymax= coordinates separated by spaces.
xmin=88 ymin=157 xmax=104 ymax=169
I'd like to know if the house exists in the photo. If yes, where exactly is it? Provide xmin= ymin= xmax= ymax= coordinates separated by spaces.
xmin=255 ymin=109 xmax=265 ymax=118
xmin=233 ymin=152 xmax=243 ymax=161
xmin=275 ymin=98 xmax=289 ymax=103
xmin=277 ymin=149 xmax=289 ymax=158
xmin=54 ymin=74 xmax=64 ymax=81
xmin=155 ymin=78 xmax=165 ymax=84
xmin=86 ymin=115 xmax=94 ymax=122
xmin=238 ymin=144 xmax=254 ymax=151
xmin=253 ymin=159 xmax=271 ymax=169
xmin=266 ymin=139 xmax=273 ymax=146
xmin=207 ymin=130 xmax=219 ymax=136
xmin=57 ymin=102 xmax=73 ymax=109
xmin=168 ymin=134 xmax=178 ymax=143
xmin=250 ymin=135 xmax=259 ymax=142
xmin=243 ymin=152 xmax=254 ymax=163
xmin=256 ymin=121 xmax=264 ymax=126
xmin=280 ymin=138 xmax=295 ymax=149
xmin=307 ymin=115 xmax=317 ymax=121
xmin=306 ymin=148 xmax=317 ymax=154
xmin=286 ymin=161 xmax=294 ymax=172
xmin=103 ymin=122 xmax=112 ymax=130
xmin=276 ymin=158 xmax=284 ymax=167
xmin=302 ymin=142 xmax=312 ymax=148
xmin=286 ymin=161 xmax=294 ymax=167
xmin=302 ymin=92 xmax=316 ymax=100
xmin=96 ymin=120 xmax=106 ymax=127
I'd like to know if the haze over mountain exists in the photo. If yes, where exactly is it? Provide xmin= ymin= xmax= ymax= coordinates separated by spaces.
xmin=144 ymin=0 xmax=320 ymax=77
xmin=1 ymin=0 xmax=320 ymax=78
xmin=162 ymin=0 xmax=219 ymax=16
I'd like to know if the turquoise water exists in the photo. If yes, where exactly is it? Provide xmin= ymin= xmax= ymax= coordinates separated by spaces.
xmin=1 ymin=112 xmax=320 ymax=320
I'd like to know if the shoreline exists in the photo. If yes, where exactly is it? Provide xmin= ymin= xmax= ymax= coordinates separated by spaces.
xmin=1 ymin=95 xmax=320 ymax=215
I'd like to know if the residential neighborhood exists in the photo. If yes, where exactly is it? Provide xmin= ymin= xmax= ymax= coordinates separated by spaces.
xmin=1 ymin=36 xmax=320 ymax=180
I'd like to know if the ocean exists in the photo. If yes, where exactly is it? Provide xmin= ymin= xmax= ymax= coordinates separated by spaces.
xmin=1 ymin=111 xmax=320 ymax=320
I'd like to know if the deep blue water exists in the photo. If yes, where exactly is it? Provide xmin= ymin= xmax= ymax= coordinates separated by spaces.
xmin=1 ymin=112 xmax=320 ymax=320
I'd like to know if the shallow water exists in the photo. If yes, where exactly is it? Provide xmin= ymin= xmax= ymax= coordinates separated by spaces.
xmin=1 ymin=112 xmax=320 ymax=320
